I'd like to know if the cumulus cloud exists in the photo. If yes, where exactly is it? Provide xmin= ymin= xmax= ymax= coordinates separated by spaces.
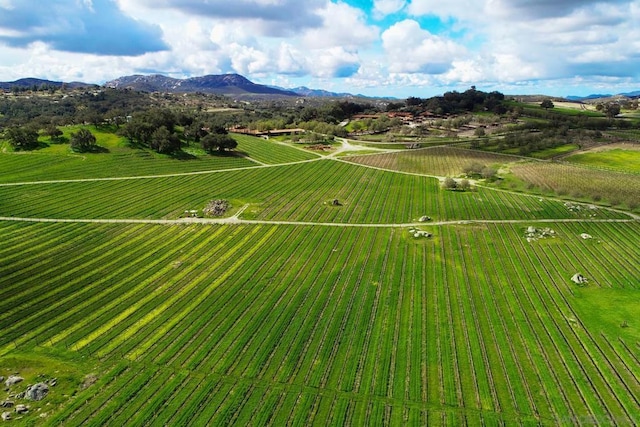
xmin=406 ymin=0 xmax=639 ymax=85
xmin=302 ymin=2 xmax=379 ymax=50
xmin=312 ymin=47 xmax=361 ymax=78
xmin=485 ymin=0 xmax=629 ymax=19
xmin=373 ymin=0 xmax=407 ymax=18
xmin=0 ymin=0 xmax=167 ymax=55
xmin=139 ymin=0 xmax=325 ymax=36
xmin=382 ymin=20 xmax=466 ymax=74
xmin=407 ymin=0 xmax=481 ymax=21
xmin=276 ymin=43 xmax=307 ymax=76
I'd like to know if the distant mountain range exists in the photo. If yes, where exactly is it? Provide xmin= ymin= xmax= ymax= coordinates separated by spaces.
xmin=0 ymin=77 xmax=93 ymax=90
xmin=104 ymin=73 xmax=299 ymax=97
xmin=0 ymin=74 xmax=371 ymax=98
xmin=566 ymin=91 xmax=640 ymax=101
xmin=2 ymin=74 xmax=637 ymax=101
xmin=271 ymin=85 xmax=362 ymax=98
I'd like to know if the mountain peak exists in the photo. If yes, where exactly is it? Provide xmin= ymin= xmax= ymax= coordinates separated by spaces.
xmin=104 ymin=73 xmax=296 ymax=97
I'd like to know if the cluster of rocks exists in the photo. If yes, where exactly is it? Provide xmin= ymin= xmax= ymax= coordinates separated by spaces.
xmin=524 ymin=226 xmax=556 ymax=242
xmin=571 ymin=273 xmax=588 ymax=285
xmin=203 ymin=199 xmax=230 ymax=217
xmin=564 ymin=202 xmax=598 ymax=217
xmin=408 ymin=227 xmax=432 ymax=239
xmin=1 ymin=374 xmax=55 ymax=421
xmin=3 ymin=376 xmax=22 ymax=388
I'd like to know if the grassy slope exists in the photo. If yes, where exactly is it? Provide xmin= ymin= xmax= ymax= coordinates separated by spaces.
xmin=0 ymin=126 xmax=257 ymax=183
xmin=565 ymin=148 xmax=640 ymax=173
xmin=0 ymin=221 xmax=637 ymax=426
xmin=0 ymin=121 xmax=638 ymax=426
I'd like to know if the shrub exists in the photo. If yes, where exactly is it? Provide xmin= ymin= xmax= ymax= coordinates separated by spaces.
xmin=443 ymin=177 xmax=457 ymax=190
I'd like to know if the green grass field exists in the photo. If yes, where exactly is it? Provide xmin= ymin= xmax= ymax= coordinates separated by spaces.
xmin=529 ymin=143 xmax=580 ymax=159
xmin=565 ymin=148 xmax=640 ymax=173
xmin=1 ymin=135 xmax=638 ymax=426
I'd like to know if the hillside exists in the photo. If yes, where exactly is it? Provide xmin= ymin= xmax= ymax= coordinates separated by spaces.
xmin=0 ymin=77 xmax=93 ymax=90
xmin=0 ymin=92 xmax=638 ymax=426
xmin=104 ymin=73 xmax=298 ymax=97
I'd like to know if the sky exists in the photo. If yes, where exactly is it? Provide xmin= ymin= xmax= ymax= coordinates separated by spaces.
xmin=0 ymin=0 xmax=639 ymax=98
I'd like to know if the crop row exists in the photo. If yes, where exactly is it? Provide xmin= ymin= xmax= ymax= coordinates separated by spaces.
xmin=510 ymin=161 xmax=640 ymax=210
xmin=233 ymin=133 xmax=320 ymax=164
xmin=344 ymin=146 xmax=523 ymax=177
xmin=0 ymin=149 xmax=256 ymax=184
xmin=0 ymin=159 xmax=627 ymax=223
xmin=2 ymin=221 xmax=637 ymax=425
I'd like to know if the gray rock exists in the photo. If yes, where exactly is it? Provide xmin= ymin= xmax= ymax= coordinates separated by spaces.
xmin=5 ymin=376 xmax=23 ymax=387
xmin=49 ymin=378 xmax=57 ymax=387
xmin=1 ymin=411 xmax=11 ymax=421
xmin=14 ymin=404 xmax=28 ymax=414
xmin=25 ymin=383 xmax=49 ymax=401
xmin=0 ymin=401 xmax=13 ymax=408
xmin=571 ymin=273 xmax=587 ymax=285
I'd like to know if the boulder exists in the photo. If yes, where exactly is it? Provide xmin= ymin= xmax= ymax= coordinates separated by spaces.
xmin=0 ymin=401 xmax=13 ymax=408
xmin=5 ymin=376 xmax=23 ymax=387
xmin=580 ymin=233 xmax=592 ymax=239
xmin=1 ymin=412 xmax=11 ymax=421
xmin=571 ymin=273 xmax=587 ymax=285
xmin=25 ymin=383 xmax=49 ymax=401
xmin=14 ymin=404 xmax=28 ymax=414
xmin=419 ymin=216 xmax=431 ymax=222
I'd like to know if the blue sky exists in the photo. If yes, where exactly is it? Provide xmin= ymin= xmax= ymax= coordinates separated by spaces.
xmin=0 ymin=0 xmax=638 ymax=98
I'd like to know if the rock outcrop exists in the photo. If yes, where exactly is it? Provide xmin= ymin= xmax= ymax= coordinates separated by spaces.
xmin=25 ymin=383 xmax=49 ymax=401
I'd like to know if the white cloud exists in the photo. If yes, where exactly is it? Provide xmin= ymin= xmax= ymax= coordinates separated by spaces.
xmin=312 ymin=47 xmax=361 ymax=78
xmin=276 ymin=43 xmax=307 ymax=76
xmin=0 ymin=0 xmax=167 ymax=55
xmin=373 ymin=0 xmax=407 ymax=18
xmin=407 ymin=0 xmax=481 ymax=21
xmin=136 ymin=0 xmax=326 ymax=36
xmin=302 ymin=2 xmax=379 ymax=50
xmin=382 ymin=20 xmax=466 ymax=74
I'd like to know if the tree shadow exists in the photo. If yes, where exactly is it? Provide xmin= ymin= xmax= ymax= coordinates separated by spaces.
xmin=169 ymin=150 xmax=198 ymax=160
xmin=90 ymin=145 xmax=110 ymax=153
xmin=49 ymin=136 xmax=69 ymax=144
xmin=125 ymin=140 xmax=147 ymax=150
xmin=72 ymin=145 xmax=110 ymax=154
xmin=208 ymin=150 xmax=245 ymax=158
xmin=35 ymin=141 xmax=51 ymax=150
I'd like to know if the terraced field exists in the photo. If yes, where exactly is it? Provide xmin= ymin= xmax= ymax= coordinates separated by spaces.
xmin=510 ymin=161 xmax=640 ymax=211
xmin=0 ymin=141 xmax=638 ymax=426
xmin=0 ymin=160 xmax=627 ymax=222
xmin=343 ymin=146 xmax=521 ymax=177
xmin=233 ymin=133 xmax=320 ymax=164
xmin=0 ymin=132 xmax=312 ymax=183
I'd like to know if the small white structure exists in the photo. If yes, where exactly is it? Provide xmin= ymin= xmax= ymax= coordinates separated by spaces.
xmin=571 ymin=273 xmax=588 ymax=285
